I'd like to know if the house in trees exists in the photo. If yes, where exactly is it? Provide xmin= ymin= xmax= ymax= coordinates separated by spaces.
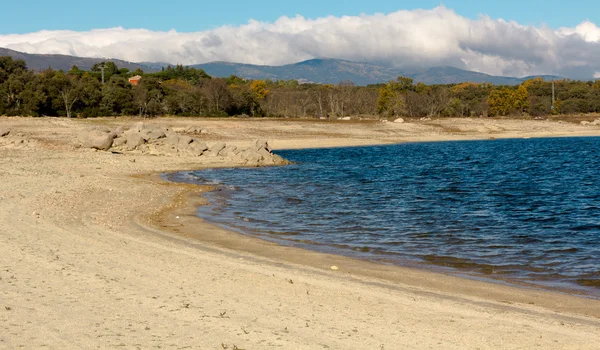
xmin=128 ymin=75 xmax=142 ymax=85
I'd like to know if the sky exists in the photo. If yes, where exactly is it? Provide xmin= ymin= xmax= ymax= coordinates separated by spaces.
xmin=1 ymin=0 xmax=597 ymax=33
xmin=1 ymin=1 xmax=600 ymax=78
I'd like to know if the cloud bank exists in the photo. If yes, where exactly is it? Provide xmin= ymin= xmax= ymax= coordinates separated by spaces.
xmin=1 ymin=6 xmax=600 ymax=79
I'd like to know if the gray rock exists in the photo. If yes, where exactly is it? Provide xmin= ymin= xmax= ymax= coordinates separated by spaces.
xmin=255 ymin=139 xmax=271 ymax=152
xmin=113 ymin=137 xmax=126 ymax=147
xmin=187 ymin=140 xmax=208 ymax=156
xmin=114 ymin=126 xmax=126 ymax=136
xmin=219 ymin=145 xmax=238 ymax=157
xmin=126 ymin=133 xmax=145 ymax=150
xmin=257 ymin=147 xmax=272 ymax=157
xmin=140 ymin=128 xmax=166 ymax=141
xmin=209 ymin=142 xmax=227 ymax=155
xmin=244 ymin=153 xmax=264 ymax=166
xmin=177 ymin=135 xmax=193 ymax=148
xmin=82 ymin=130 xmax=115 ymax=151
xmin=165 ymin=132 xmax=180 ymax=147
xmin=394 ymin=118 xmax=405 ymax=123
xmin=0 ymin=128 xmax=10 ymax=137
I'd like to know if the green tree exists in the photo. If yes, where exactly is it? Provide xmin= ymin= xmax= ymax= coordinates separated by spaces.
xmin=377 ymin=76 xmax=414 ymax=117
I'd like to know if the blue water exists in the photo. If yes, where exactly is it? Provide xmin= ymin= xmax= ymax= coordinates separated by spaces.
xmin=168 ymin=137 xmax=600 ymax=296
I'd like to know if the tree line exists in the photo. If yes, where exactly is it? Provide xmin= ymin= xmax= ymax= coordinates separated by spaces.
xmin=2 ymin=56 xmax=600 ymax=119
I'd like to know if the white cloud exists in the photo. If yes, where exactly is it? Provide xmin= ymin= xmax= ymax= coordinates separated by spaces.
xmin=1 ymin=6 xmax=600 ymax=79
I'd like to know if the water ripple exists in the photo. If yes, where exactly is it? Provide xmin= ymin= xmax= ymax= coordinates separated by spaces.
xmin=168 ymin=137 xmax=600 ymax=296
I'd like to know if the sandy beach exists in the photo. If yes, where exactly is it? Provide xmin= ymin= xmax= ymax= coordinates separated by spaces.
xmin=1 ymin=116 xmax=600 ymax=349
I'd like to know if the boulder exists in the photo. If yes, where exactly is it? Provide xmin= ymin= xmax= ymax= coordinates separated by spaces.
xmin=177 ymin=135 xmax=193 ymax=148
xmin=126 ymin=133 xmax=145 ymax=150
xmin=257 ymin=147 xmax=272 ymax=157
xmin=112 ymin=137 xmax=126 ymax=147
xmin=187 ymin=139 xmax=208 ymax=156
xmin=244 ymin=153 xmax=264 ymax=166
xmin=590 ymin=119 xmax=600 ymax=126
xmin=114 ymin=126 xmax=126 ymax=136
xmin=272 ymin=154 xmax=288 ymax=165
xmin=255 ymin=139 xmax=271 ymax=152
xmin=0 ymin=128 xmax=10 ymax=137
xmin=339 ymin=117 xmax=351 ymax=121
xmin=218 ymin=145 xmax=238 ymax=157
xmin=581 ymin=121 xmax=590 ymax=126
xmin=394 ymin=118 xmax=405 ymax=123
xmin=81 ymin=130 xmax=115 ymax=151
xmin=140 ymin=128 xmax=166 ymax=141
xmin=208 ymin=142 xmax=227 ymax=155
xmin=165 ymin=132 xmax=180 ymax=147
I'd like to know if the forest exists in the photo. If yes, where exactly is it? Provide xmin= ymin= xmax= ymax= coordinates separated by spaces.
xmin=2 ymin=56 xmax=600 ymax=119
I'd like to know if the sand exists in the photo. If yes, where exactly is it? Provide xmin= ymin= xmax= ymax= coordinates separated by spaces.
xmin=1 ymin=116 xmax=599 ymax=349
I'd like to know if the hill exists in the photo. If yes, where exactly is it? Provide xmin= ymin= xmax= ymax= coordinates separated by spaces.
xmin=195 ymin=59 xmax=564 ymax=85
xmin=0 ymin=47 xmax=158 ymax=73
xmin=1 ymin=47 xmax=564 ymax=85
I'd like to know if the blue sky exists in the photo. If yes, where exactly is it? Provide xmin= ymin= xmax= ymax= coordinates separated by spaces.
xmin=1 ymin=0 xmax=597 ymax=33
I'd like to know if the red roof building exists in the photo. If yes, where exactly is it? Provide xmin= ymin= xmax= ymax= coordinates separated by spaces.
xmin=128 ymin=75 xmax=142 ymax=85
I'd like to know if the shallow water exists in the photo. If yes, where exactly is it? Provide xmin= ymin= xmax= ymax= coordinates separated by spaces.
xmin=167 ymin=137 xmax=600 ymax=296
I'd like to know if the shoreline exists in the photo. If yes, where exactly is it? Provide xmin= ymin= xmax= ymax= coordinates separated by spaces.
xmin=164 ymin=139 xmax=600 ymax=301
xmin=151 ymin=169 xmax=600 ymax=318
xmin=3 ymin=116 xmax=600 ymax=348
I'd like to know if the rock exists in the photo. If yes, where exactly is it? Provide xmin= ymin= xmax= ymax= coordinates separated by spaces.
xmin=255 ymin=139 xmax=271 ymax=152
xmin=394 ymin=118 xmax=405 ymax=123
xmin=339 ymin=117 xmax=351 ymax=121
xmin=81 ymin=130 xmax=115 ymax=151
xmin=140 ymin=128 xmax=166 ymax=141
xmin=177 ymin=135 xmax=193 ymax=148
xmin=590 ymin=119 xmax=600 ymax=126
xmin=126 ymin=133 xmax=145 ymax=150
xmin=272 ymin=154 xmax=288 ymax=165
xmin=165 ymin=132 xmax=180 ymax=147
xmin=90 ymin=126 xmax=112 ymax=133
xmin=114 ymin=126 xmax=126 ymax=136
xmin=113 ymin=137 xmax=126 ymax=147
xmin=218 ymin=145 xmax=238 ymax=157
xmin=208 ymin=142 xmax=227 ymax=155
xmin=244 ymin=153 xmax=264 ymax=166
xmin=0 ymin=128 xmax=10 ymax=137
xmin=187 ymin=140 xmax=208 ymax=156
xmin=581 ymin=121 xmax=590 ymax=126
xmin=330 ymin=266 xmax=339 ymax=271
xmin=257 ymin=147 xmax=272 ymax=157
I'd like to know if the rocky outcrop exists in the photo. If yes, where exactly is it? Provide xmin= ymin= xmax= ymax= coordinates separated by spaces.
xmin=78 ymin=123 xmax=289 ymax=166
xmin=582 ymin=119 xmax=600 ymax=126
xmin=0 ymin=128 xmax=11 ymax=137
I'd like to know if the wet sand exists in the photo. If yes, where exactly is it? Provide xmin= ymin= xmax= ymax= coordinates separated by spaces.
xmin=1 ymin=116 xmax=599 ymax=349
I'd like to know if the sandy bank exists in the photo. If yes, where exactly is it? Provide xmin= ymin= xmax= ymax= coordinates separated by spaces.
xmin=1 ymin=116 xmax=599 ymax=349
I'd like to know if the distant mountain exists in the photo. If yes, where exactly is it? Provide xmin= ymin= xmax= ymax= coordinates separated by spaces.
xmin=0 ymin=47 xmax=159 ymax=73
xmin=194 ymin=59 xmax=404 ymax=85
xmin=195 ymin=59 xmax=564 ymax=86
xmin=1 ymin=47 xmax=565 ymax=85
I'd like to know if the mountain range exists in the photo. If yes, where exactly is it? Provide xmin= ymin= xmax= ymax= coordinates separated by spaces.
xmin=1 ymin=47 xmax=564 ymax=85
